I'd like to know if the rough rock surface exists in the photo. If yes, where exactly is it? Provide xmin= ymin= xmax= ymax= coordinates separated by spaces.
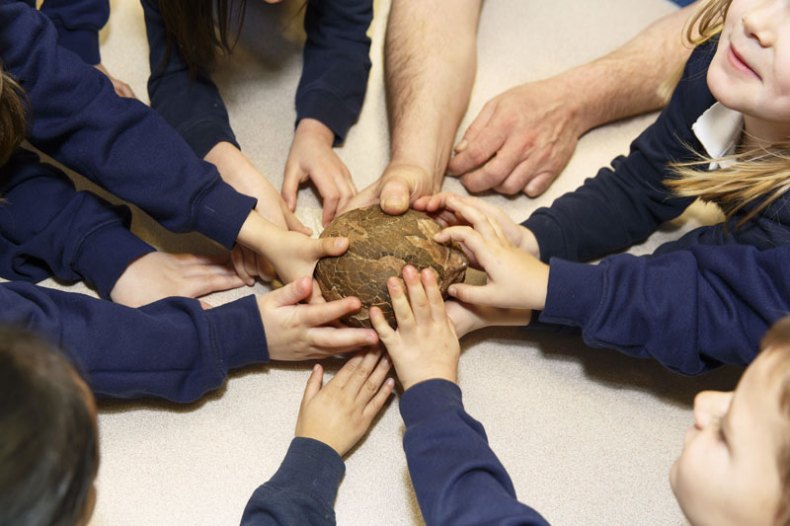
xmin=314 ymin=206 xmax=468 ymax=328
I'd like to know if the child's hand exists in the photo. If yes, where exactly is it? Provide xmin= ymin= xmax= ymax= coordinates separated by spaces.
xmin=110 ymin=252 xmax=245 ymax=307
xmin=230 ymin=244 xmax=276 ymax=285
xmin=435 ymin=215 xmax=549 ymax=311
xmin=413 ymin=192 xmax=539 ymax=257
xmin=445 ymin=300 xmax=532 ymax=338
xmin=370 ymin=265 xmax=460 ymax=390
xmin=237 ymin=211 xmax=350 ymax=289
xmin=258 ymin=276 xmax=379 ymax=361
xmin=295 ymin=350 xmax=395 ymax=456
xmin=282 ymin=119 xmax=357 ymax=227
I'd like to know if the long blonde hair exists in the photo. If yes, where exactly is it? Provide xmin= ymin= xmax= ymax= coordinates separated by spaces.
xmin=0 ymin=66 xmax=26 ymax=167
xmin=666 ymin=0 xmax=790 ymax=227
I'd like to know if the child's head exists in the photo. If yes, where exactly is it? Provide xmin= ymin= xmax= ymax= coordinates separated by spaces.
xmin=670 ymin=0 xmax=790 ymax=225
xmin=0 ymin=65 xmax=26 ymax=166
xmin=670 ymin=316 xmax=790 ymax=526
xmin=0 ymin=326 xmax=99 ymax=526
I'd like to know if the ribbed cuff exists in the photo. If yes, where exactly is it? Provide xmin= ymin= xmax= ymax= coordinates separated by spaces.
xmin=539 ymin=258 xmax=605 ymax=328
xmin=400 ymin=379 xmax=463 ymax=426
xmin=296 ymin=89 xmax=358 ymax=145
xmin=522 ymin=211 xmax=567 ymax=263
xmin=205 ymin=294 xmax=269 ymax=365
xmin=268 ymin=437 xmax=345 ymax=507
xmin=75 ymin=221 xmax=154 ymax=299
xmin=56 ymin=28 xmax=100 ymax=65
xmin=191 ymin=178 xmax=257 ymax=249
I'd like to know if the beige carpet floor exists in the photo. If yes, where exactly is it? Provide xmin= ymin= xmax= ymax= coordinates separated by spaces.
xmin=24 ymin=0 xmax=745 ymax=524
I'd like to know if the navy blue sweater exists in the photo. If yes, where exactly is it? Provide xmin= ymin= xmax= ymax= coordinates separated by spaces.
xmin=1 ymin=281 xmax=267 ymax=403
xmin=236 ymin=381 xmax=551 ymax=525
xmin=143 ymin=0 xmax=373 ymax=157
xmin=19 ymin=0 xmax=108 ymax=65
xmin=522 ymin=40 xmax=790 ymax=375
xmin=0 ymin=1 xmax=257 ymax=249
xmin=0 ymin=149 xmax=154 ymax=299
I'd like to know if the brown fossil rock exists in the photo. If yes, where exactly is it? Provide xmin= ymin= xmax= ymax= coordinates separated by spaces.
xmin=314 ymin=205 xmax=468 ymax=328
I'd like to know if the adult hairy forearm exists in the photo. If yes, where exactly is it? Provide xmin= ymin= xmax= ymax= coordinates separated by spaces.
xmin=569 ymin=2 xmax=699 ymax=134
xmin=385 ymin=0 xmax=482 ymax=182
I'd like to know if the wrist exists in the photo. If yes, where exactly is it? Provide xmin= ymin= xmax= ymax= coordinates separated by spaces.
xmin=519 ymin=226 xmax=541 ymax=258
xmin=401 ymin=370 xmax=458 ymax=391
xmin=296 ymin=118 xmax=335 ymax=146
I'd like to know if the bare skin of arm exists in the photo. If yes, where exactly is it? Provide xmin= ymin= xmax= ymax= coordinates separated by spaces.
xmin=448 ymin=1 xmax=701 ymax=197
xmin=344 ymin=0 xmax=482 ymax=215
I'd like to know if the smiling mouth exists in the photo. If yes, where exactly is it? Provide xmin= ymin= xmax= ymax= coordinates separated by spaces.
xmin=727 ymin=44 xmax=761 ymax=80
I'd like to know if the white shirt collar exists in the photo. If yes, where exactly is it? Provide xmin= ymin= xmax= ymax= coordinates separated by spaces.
xmin=691 ymin=102 xmax=743 ymax=169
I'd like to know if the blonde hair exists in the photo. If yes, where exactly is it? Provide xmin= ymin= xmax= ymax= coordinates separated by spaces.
xmin=665 ymin=0 xmax=790 ymax=227
xmin=0 ymin=66 xmax=26 ymax=167
xmin=758 ymin=317 xmax=790 ymax=526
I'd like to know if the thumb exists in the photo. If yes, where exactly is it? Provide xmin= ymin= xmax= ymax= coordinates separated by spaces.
xmin=268 ymin=276 xmax=313 ymax=307
xmin=380 ymin=177 xmax=411 ymax=215
xmin=302 ymin=363 xmax=324 ymax=403
xmin=313 ymin=236 xmax=349 ymax=258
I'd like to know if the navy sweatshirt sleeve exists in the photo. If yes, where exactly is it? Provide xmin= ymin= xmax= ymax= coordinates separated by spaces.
xmin=142 ymin=0 xmax=372 ymax=156
xmin=540 ymin=243 xmax=790 ymax=375
xmin=141 ymin=0 xmax=239 ymax=158
xmin=297 ymin=0 xmax=372 ymax=143
xmin=0 ymin=149 xmax=153 ymax=299
xmin=400 ymin=380 xmax=550 ymax=526
xmin=0 ymin=1 xmax=256 ymax=248
xmin=38 ymin=0 xmax=109 ymax=65
xmin=241 ymin=438 xmax=344 ymax=525
xmin=0 ymin=281 xmax=268 ymax=402
xmin=522 ymin=42 xmax=717 ymax=264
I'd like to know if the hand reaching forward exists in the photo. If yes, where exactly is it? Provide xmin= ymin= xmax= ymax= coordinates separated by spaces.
xmin=447 ymin=78 xmax=582 ymax=197
xmin=342 ymin=162 xmax=438 ymax=216
xmin=110 ymin=252 xmax=244 ymax=307
xmin=435 ymin=215 xmax=549 ymax=311
xmin=295 ymin=350 xmax=395 ymax=457
xmin=370 ymin=265 xmax=460 ymax=390
xmin=282 ymin=119 xmax=357 ymax=227
xmin=258 ymin=276 xmax=378 ymax=361
xmin=413 ymin=192 xmax=540 ymax=257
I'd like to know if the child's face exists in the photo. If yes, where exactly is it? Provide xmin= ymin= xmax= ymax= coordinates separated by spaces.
xmin=669 ymin=348 xmax=785 ymax=525
xmin=707 ymin=0 xmax=790 ymax=143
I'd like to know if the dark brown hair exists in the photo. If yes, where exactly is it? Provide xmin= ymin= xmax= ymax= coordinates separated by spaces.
xmin=0 ymin=326 xmax=99 ymax=525
xmin=158 ymin=0 xmax=248 ymax=77
xmin=758 ymin=317 xmax=790 ymax=526
xmin=0 ymin=67 xmax=27 ymax=166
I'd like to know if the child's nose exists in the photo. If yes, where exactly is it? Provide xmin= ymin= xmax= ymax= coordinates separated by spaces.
xmin=692 ymin=390 xmax=732 ymax=429
xmin=742 ymin=0 xmax=784 ymax=47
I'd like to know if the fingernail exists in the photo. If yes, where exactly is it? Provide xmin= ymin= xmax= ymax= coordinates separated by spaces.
xmin=334 ymin=238 xmax=345 ymax=249
xmin=455 ymin=140 xmax=468 ymax=152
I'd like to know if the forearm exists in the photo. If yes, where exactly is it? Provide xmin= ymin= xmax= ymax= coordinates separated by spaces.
xmin=401 ymin=380 xmax=550 ymax=526
xmin=541 ymin=243 xmax=787 ymax=375
xmin=565 ymin=2 xmax=698 ymax=135
xmin=0 ymin=283 xmax=268 ymax=402
xmin=0 ymin=149 xmax=152 ymax=298
xmin=241 ymin=438 xmax=344 ymax=526
xmin=385 ymin=0 xmax=481 ymax=182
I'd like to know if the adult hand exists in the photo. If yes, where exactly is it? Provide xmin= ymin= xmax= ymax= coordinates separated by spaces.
xmin=343 ymin=162 xmax=437 ymax=216
xmin=370 ymin=265 xmax=460 ymax=390
xmin=258 ymin=276 xmax=379 ymax=361
xmin=282 ymin=119 xmax=357 ymax=226
xmin=110 ymin=252 xmax=244 ymax=307
xmin=413 ymin=192 xmax=540 ymax=256
xmin=295 ymin=350 xmax=394 ymax=457
xmin=435 ymin=215 xmax=549 ymax=311
xmin=94 ymin=63 xmax=136 ymax=99
xmin=447 ymin=78 xmax=582 ymax=197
